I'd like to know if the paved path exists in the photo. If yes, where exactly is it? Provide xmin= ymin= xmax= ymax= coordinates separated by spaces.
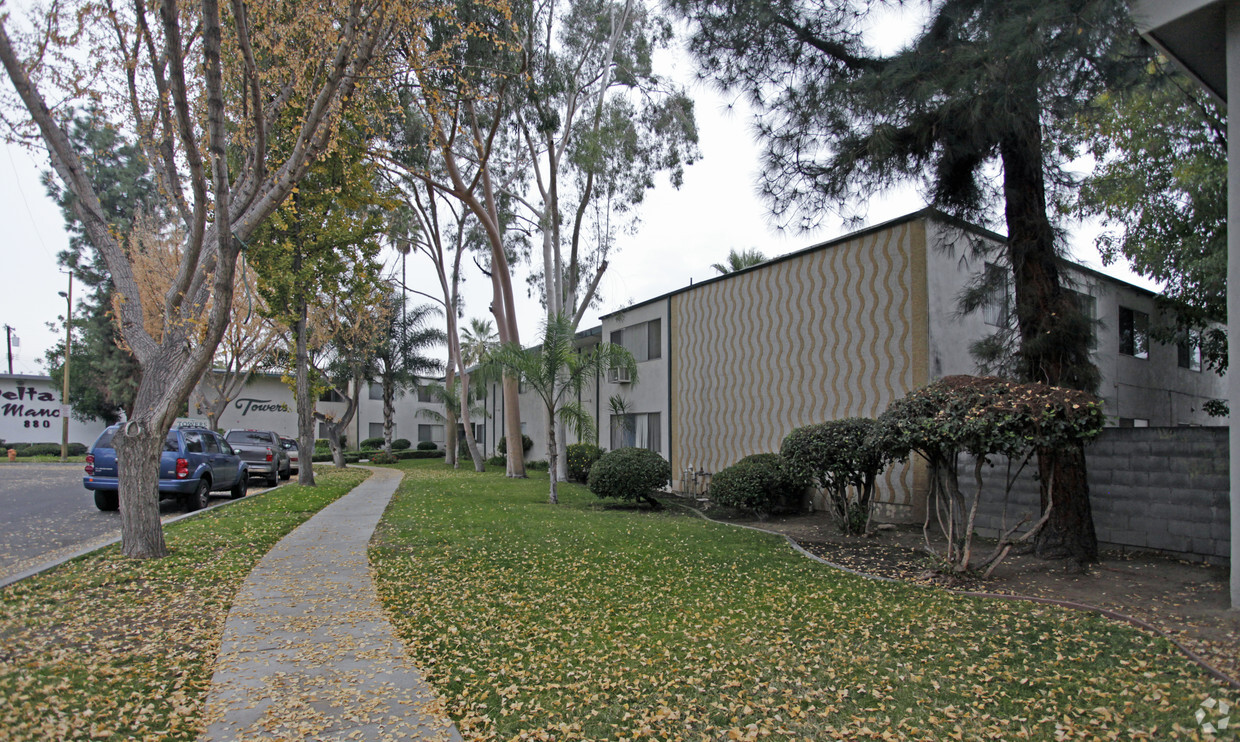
xmin=200 ymin=466 xmax=461 ymax=742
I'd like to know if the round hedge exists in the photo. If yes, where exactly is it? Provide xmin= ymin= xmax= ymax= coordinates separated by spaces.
xmin=566 ymin=443 xmax=603 ymax=482
xmin=497 ymin=434 xmax=534 ymax=455
xmin=415 ymin=440 xmax=437 ymax=451
xmin=392 ymin=438 xmax=413 ymax=451
xmin=709 ymin=453 xmax=807 ymax=515
xmin=587 ymin=447 xmax=670 ymax=508
xmin=360 ymin=436 xmax=386 ymax=450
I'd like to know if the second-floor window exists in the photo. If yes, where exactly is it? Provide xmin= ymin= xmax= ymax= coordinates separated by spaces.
xmin=610 ymin=318 xmax=662 ymax=362
xmin=1178 ymin=330 xmax=1202 ymax=372
xmin=1118 ymin=306 xmax=1149 ymax=359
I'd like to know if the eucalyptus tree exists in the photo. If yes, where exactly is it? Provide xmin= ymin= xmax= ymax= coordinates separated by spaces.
xmin=673 ymin=0 xmax=1142 ymax=565
xmin=0 ymin=0 xmax=400 ymax=557
xmin=486 ymin=313 xmax=636 ymax=504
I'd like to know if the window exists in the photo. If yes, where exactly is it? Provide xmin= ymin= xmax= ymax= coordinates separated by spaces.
xmin=369 ymin=382 xmax=384 ymax=400
xmin=610 ymin=319 xmax=662 ymax=361
xmin=203 ymin=434 xmax=221 ymax=454
xmin=418 ymin=424 xmax=444 ymax=443
xmin=417 ymin=386 xmax=434 ymax=403
xmin=1119 ymin=417 xmax=1150 ymax=428
xmin=183 ymin=431 xmax=205 ymax=453
xmin=1178 ymin=330 xmax=1202 ymax=372
xmin=981 ymin=262 xmax=1011 ymax=327
xmin=368 ymin=422 xmax=390 ymax=439
xmin=1069 ymin=290 xmax=1097 ymax=350
xmin=1118 ymin=306 xmax=1149 ymax=359
xmin=610 ymin=412 xmax=661 ymax=453
xmin=319 ymin=388 xmax=345 ymax=403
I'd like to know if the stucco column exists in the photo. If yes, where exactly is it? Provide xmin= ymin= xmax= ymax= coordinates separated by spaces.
xmin=1228 ymin=0 xmax=1240 ymax=609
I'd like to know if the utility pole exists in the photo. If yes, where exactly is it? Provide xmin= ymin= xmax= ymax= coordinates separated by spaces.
xmin=3 ymin=324 xmax=14 ymax=375
xmin=58 ymin=272 xmax=73 ymax=462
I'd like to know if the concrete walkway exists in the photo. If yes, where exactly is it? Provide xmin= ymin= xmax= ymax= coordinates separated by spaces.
xmin=200 ymin=466 xmax=462 ymax=742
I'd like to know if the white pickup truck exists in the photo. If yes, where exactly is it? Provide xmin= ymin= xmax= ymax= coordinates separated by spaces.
xmin=223 ymin=429 xmax=292 ymax=487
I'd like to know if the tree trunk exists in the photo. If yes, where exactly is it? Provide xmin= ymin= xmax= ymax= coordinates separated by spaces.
xmin=547 ymin=416 xmax=559 ymax=505
xmin=445 ymin=365 xmax=459 ymax=468
xmin=382 ymin=369 xmax=395 ymax=455
xmin=295 ymin=299 xmax=316 ymax=486
xmin=114 ymin=420 xmax=167 ymax=559
xmin=1000 ymin=112 xmax=1099 ymax=565
xmin=457 ymin=370 xmax=485 ymax=472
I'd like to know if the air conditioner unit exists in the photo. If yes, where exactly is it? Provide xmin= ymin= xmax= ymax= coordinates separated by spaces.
xmin=608 ymin=367 xmax=633 ymax=384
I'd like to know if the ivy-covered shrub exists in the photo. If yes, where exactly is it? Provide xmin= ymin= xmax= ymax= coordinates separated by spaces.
xmin=415 ymin=440 xmax=437 ymax=451
xmin=782 ymin=418 xmax=889 ymax=534
xmin=587 ymin=447 xmax=670 ymax=509
xmin=392 ymin=438 xmax=413 ymax=451
xmin=709 ymin=453 xmax=807 ymax=516
xmin=360 ymin=436 xmax=386 ymax=450
xmin=566 ymin=443 xmax=603 ymax=482
xmin=874 ymin=375 xmax=1105 ymax=573
xmin=497 ymin=434 xmax=534 ymax=456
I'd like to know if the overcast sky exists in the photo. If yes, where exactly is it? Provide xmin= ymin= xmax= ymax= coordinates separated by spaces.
xmin=0 ymin=33 xmax=1158 ymax=377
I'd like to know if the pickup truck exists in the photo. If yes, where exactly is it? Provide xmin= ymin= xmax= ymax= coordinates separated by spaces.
xmin=84 ymin=424 xmax=249 ymax=511
xmin=223 ymin=429 xmax=291 ymax=487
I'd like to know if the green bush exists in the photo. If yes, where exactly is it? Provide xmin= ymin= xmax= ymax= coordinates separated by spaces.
xmin=566 ymin=443 xmax=603 ymax=483
xmin=361 ymin=436 xmax=386 ymax=450
xmin=782 ymin=418 xmax=887 ymax=534
xmin=587 ymin=447 xmax=670 ymax=509
xmin=21 ymin=443 xmax=63 ymax=457
xmin=709 ymin=453 xmax=808 ymax=516
xmin=314 ymin=439 xmax=330 ymax=450
xmin=497 ymin=434 xmax=534 ymax=456
xmin=393 ymin=449 xmax=445 ymax=460
xmin=415 ymin=440 xmax=437 ymax=451
xmin=526 ymin=460 xmax=549 ymax=471
xmin=486 ymin=455 xmax=506 ymax=467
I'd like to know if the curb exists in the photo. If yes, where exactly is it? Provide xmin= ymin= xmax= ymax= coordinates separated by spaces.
xmin=0 ymin=482 xmax=285 ymax=590
xmin=673 ymin=502 xmax=1240 ymax=691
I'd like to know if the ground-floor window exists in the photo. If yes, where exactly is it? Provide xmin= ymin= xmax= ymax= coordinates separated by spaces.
xmin=418 ymin=424 xmax=445 ymax=443
xmin=368 ymin=422 xmax=392 ymax=440
xmin=610 ymin=412 xmax=661 ymax=453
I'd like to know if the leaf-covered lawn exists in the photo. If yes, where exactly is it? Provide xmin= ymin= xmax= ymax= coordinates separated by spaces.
xmin=0 ymin=467 xmax=368 ymax=742
xmin=373 ymin=461 xmax=1236 ymax=741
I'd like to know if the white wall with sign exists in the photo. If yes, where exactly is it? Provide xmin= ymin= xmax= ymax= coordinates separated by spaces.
xmin=0 ymin=374 xmax=110 ymax=447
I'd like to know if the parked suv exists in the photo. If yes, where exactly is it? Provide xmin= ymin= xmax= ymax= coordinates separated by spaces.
xmin=84 ymin=425 xmax=249 ymax=512
xmin=223 ymin=429 xmax=291 ymax=487
xmin=279 ymin=436 xmax=300 ymax=476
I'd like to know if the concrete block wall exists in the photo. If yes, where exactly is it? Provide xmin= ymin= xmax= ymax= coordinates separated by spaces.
xmin=965 ymin=427 xmax=1229 ymax=564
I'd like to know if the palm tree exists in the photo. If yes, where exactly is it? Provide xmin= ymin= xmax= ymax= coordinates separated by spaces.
xmin=461 ymin=318 xmax=499 ymax=366
xmin=486 ymin=313 xmax=636 ymax=504
xmin=711 ymin=247 xmax=767 ymax=275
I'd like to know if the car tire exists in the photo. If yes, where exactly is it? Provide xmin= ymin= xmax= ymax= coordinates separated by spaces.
xmin=266 ymin=471 xmax=278 ymax=488
xmin=230 ymin=475 xmax=248 ymax=500
xmin=94 ymin=490 xmax=119 ymax=512
xmin=189 ymin=478 xmax=211 ymax=511
xmin=279 ymin=463 xmax=291 ymax=481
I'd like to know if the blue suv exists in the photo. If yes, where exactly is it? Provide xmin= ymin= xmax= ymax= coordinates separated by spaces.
xmin=84 ymin=425 xmax=249 ymax=512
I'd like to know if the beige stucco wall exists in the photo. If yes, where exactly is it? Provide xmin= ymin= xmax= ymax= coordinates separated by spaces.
xmin=669 ymin=219 xmax=929 ymax=518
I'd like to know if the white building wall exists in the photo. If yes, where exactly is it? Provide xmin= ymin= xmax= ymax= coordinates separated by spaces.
xmin=0 ymin=374 xmax=109 ymax=447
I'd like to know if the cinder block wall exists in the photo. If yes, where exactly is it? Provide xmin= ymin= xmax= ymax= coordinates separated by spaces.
xmin=966 ymin=427 xmax=1229 ymax=564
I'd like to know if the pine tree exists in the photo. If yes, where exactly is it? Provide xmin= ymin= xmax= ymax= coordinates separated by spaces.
xmin=674 ymin=0 xmax=1144 ymax=564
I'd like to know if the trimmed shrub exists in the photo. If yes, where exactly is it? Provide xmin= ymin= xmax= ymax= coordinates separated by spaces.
xmin=21 ymin=443 xmax=64 ymax=457
xmin=415 ymin=440 xmax=437 ymax=451
xmin=526 ymin=459 xmax=549 ymax=471
xmin=709 ymin=453 xmax=808 ymax=516
xmin=361 ymin=436 xmax=386 ymax=450
xmin=782 ymin=418 xmax=887 ymax=534
xmin=566 ymin=443 xmax=603 ymax=483
xmin=486 ymin=455 xmax=506 ymax=467
xmin=392 ymin=438 xmax=413 ymax=451
xmin=497 ymin=434 xmax=534 ymax=456
xmin=393 ymin=449 xmax=445 ymax=460
xmin=587 ymin=447 xmax=670 ymax=509
xmin=369 ymin=451 xmax=399 ymax=464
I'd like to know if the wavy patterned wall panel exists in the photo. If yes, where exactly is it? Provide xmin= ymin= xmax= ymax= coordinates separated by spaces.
xmin=670 ymin=221 xmax=927 ymax=509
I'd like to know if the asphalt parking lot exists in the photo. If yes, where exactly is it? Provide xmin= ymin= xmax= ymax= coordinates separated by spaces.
xmin=0 ymin=462 xmax=263 ymax=585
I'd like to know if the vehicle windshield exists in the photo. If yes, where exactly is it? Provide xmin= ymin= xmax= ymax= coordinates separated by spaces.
xmin=226 ymin=431 xmax=273 ymax=445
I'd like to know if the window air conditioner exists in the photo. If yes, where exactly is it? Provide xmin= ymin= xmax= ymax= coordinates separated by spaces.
xmin=608 ymin=367 xmax=633 ymax=384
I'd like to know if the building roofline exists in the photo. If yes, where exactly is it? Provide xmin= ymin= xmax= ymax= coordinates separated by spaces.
xmin=601 ymin=207 xmax=1157 ymax=318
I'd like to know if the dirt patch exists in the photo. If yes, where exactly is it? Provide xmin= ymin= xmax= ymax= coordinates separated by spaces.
xmin=714 ymin=508 xmax=1239 ymax=686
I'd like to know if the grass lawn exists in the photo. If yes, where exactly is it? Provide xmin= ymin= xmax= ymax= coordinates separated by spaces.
xmin=373 ymin=460 xmax=1236 ymax=741
xmin=0 ymin=466 xmax=368 ymax=742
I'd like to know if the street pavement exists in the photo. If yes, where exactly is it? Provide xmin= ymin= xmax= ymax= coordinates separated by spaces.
xmin=0 ymin=461 xmax=267 ymax=586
